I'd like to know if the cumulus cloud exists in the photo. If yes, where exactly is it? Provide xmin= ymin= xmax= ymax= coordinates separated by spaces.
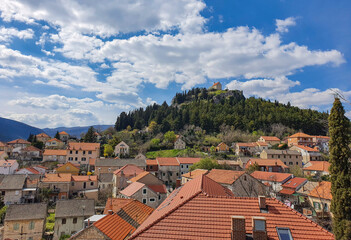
xmin=0 ymin=27 xmax=33 ymax=42
xmin=276 ymin=17 xmax=296 ymax=33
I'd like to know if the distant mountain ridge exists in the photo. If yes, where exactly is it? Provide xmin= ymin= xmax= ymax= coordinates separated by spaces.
xmin=0 ymin=117 xmax=42 ymax=142
xmin=0 ymin=116 xmax=113 ymax=142
xmin=43 ymin=125 xmax=113 ymax=138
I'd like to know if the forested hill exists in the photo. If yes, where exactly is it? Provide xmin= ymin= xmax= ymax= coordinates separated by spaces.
xmin=115 ymin=88 xmax=329 ymax=135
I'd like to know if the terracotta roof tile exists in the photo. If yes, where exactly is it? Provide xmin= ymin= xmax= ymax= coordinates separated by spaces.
xmin=279 ymin=188 xmax=296 ymax=195
xmin=47 ymin=138 xmax=63 ymax=143
xmin=68 ymin=142 xmax=100 ymax=151
xmin=129 ymin=171 xmax=150 ymax=183
xmin=295 ymin=145 xmax=319 ymax=152
xmin=156 ymin=157 xmax=179 ymax=166
xmin=23 ymin=145 xmax=41 ymax=152
xmin=289 ymin=132 xmax=313 ymax=138
xmin=303 ymin=161 xmax=330 ymax=173
xmin=131 ymin=177 xmax=334 ymax=240
xmin=43 ymin=149 xmax=67 ymax=156
xmin=206 ymin=169 xmax=245 ymax=185
xmin=148 ymin=184 xmax=167 ymax=194
xmin=72 ymin=175 xmax=97 ymax=182
xmin=0 ymin=159 xmax=17 ymax=167
xmin=42 ymin=173 xmax=72 ymax=182
xmin=89 ymin=158 xmax=96 ymax=166
xmin=182 ymin=169 xmax=208 ymax=179
xmin=246 ymin=158 xmax=288 ymax=169
xmin=104 ymin=198 xmax=134 ymax=214
xmin=308 ymin=181 xmax=332 ymax=200
xmin=59 ymin=131 xmax=69 ymax=135
xmin=120 ymin=182 xmax=145 ymax=197
xmin=236 ymin=142 xmax=258 ymax=147
xmin=250 ymin=171 xmax=292 ymax=183
xmin=260 ymin=136 xmax=280 ymax=141
xmin=282 ymin=177 xmax=307 ymax=190
xmin=177 ymin=157 xmax=201 ymax=164
xmin=8 ymin=139 xmax=30 ymax=144
xmin=146 ymin=159 xmax=158 ymax=165
xmin=36 ymin=133 xmax=50 ymax=138
xmin=113 ymin=164 xmax=145 ymax=177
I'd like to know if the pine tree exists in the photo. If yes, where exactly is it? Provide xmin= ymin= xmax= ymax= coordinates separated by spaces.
xmin=329 ymin=97 xmax=351 ymax=239
xmin=84 ymin=126 xmax=96 ymax=143
xmin=54 ymin=131 xmax=60 ymax=140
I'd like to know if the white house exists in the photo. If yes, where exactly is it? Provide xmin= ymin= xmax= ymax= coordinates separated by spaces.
xmin=0 ymin=160 xmax=19 ymax=175
xmin=174 ymin=137 xmax=186 ymax=150
xmin=114 ymin=141 xmax=129 ymax=157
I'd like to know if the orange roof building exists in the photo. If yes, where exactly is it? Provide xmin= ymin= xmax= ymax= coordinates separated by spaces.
xmin=246 ymin=158 xmax=288 ymax=172
xmin=303 ymin=161 xmax=330 ymax=177
xmin=206 ymin=169 xmax=245 ymax=185
xmin=250 ymin=171 xmax=293 ymax=183
xmin=130 ymin=174 xmax=333 ymax=240
xmin=181 ymin=169 xmax=208 ymax=184
xmin=288 ymin=132 xmax=314 ymax=147
xmin=56 ymin=162 xmax=80 ymax=175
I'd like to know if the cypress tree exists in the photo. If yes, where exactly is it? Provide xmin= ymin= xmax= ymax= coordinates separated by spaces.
xmin=84 ymin=126 xmax=96 ymax=143
xmin=54 ymin=131 xmax=60 ymax=140
xmin=329 ymin=97 xmax=351 ymax=239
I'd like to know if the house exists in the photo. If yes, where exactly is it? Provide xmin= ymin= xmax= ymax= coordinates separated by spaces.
xmin=43 ymin=149 xmax=67 ymax=163
xmin=209 ymin=81 xmax=222 ymax=90
xmin=23 ymin=175 xmax=41 ymax=203
xmin=312 ymin=135 xmax=330 ymax=152
xmin=288 ymin=132 xmax=314 ymax=147
xmin=216 ymin=142 xmax=230 ymax=152
xmin=257 ymin=136 xmax=281 ymax=146
xmin=250 ymin=171 xmax=293 ymax=197
xmin=129 ymin=174 xmax=334 ymax=240
xmin=56 ymin=162 xmax=80 ymax=175
xmin=0 ymin=159 xmax=19 ymax=174
xmin=70 ymin=199 xmax=153 ymax=240
xmin=114 ymin=141 xmax=129 ymax=157
xmin=16 ymin=167 xmax=41 ymax=175
xmin=112 ymin=164 xmax=145 ymax=196
xmin=33 ymin=165 xmax=48 ymax=174
xmin=181 ymin=169 xmax=208 ymax=184
xmin=290 ymin=145 xmax=322 ymax=164
xmin=206 ymin=169 xmax=268 ymax=197
xmin=235 ymin=142 xmax=266 ymax=156
xmin=307 ymin=181 xmax=332 ymax=218
xmin=59 ymin=131 xmax=70 ymax=142
xmin=71 ymin=175 xmax=98 ymax=200
xmin=303 ymin=161 xmax=330 ymax=178
xmin=46 ymin=138 xmax=65 ymax=149
xmin=260 ymin=149 xmax=303 ymax=168
xmin=0 ymin=174 xmax=27 ymax=205
xmin=20 ymin=145 xmax=42 ymax=161
xmin=246 ymin=158 xmax=288 ymax=172
xmin=36 ymin=132 xmax=51 ymax=144
xmin=156 ymin=157 xmax=180 ymax=186
xmin=95 ymin=158 xmax=120 ymax=175
xmin=98 ymin=173 xmax=114 ymax=191
xmin=67 ymin=142 xmax=100 ymax=166
xmin=134 ymin=153 xmax=146 ymax=161
xmin=174 ymin=136 xmax=186 ymax=150
xmin=7 ymin=138 xmax=31 ymax=149
xmin=278 ymin=177 xmax=308 ymax=204
xmin=119 ymin=181 xmax=167 ymax=208
xmin=41 ymin=173 xmax=72 ymax=201
xmin=146 ymin=159 xmax=158 ymax=173
xmin=178 ymin=157 xmax=201 ymax=175
xmin=3 ymin=203 xmax=47 ymax=240
xmin=103 ymin=198 xmax=134 ymax=214
xmin=54 ymin=199 xmax=95 ymax=240
xmin=129 ymin=171 xmax=164 ymax=186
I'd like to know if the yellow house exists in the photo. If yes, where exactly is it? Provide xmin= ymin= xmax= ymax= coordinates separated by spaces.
xmin=56 ymin=162 xmax=80 ymax=175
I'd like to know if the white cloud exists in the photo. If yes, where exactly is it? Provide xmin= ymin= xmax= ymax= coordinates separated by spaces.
xmin=0 ymin=27 xmax=33 ymax=42
xmin=0 ymin=0 xmax=206 ymax=36
xmin=276 ymin=17 xmax=296 ymax=33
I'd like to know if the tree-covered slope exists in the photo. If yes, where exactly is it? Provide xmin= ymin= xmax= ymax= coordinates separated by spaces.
xmin=115 ymin=88 xmax=329 ymax=136
xmin=0 ymin=117 xmax=43 ymax=142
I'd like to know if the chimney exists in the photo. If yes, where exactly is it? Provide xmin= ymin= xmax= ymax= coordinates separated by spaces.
xmin=176 ymin=179 xmax=181 ymax=188
xmin=252 ymin=217 xmax=267 ymax=240
xmin=108 ymin=210 xmax=113 ymax=215
xmin=231 ymin=216 xmax=246 ymax=240
xmin=258 ymin=196 xmax=266 ymax=210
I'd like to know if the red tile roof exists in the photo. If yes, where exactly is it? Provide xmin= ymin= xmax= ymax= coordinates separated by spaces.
xmin=279 ymin=188 xmax=296 ymax=195
xmin=59 ymin=131 xmax=69 ymax=135
xmin=250 ymin=171 xmax=292 ymax=183
xmin=47 ymin=138 xmax=63 ymax=143
xmin=146 ymin=159 xmax=158 ymax=166
xmin=36 ymin=133 xmax=50 ymax=138
xmin=260 ymin=136 xmax=280 ymax=141
xmin=0 ymin=159 xmax=17 ymax=167
xmin=177 ymin=157 xmax=201 ymax=164
xmin=314 ymin=136 xmax=330 ymax=139
xmin=295 ymin=145 xmax=319 ymax=152
xmin=131 ymin=175 xmax=334 ymax=240
xmin=148 ymin=184 xmax=167 ymax=194
xmin=113 ymin=164 xmax=144 ymax=177
xmin=43 ymin=149 xmax=67 ymax=156
xmin=129 ymin=171 xmax=150 ymax=182
xmin=206 ymin=169 xmax=245 ymax=185
xmin=282 ymin=177 xmax=307 ymax=190
xmin=303 ymin=161 xmax=330 ymax=173
xmin=182 ymin=169 xmax=208 ymax=179
xmin=23 ymin=145 xmax=41 ymax=152
xmin=156 ymin=157 xmax=179 ymax=166
xmin=68 ymin=142 xmax=100 ymax=151
xmin=104 ymin=198 xmax=134 ymax=214
xmin=246 ymin=158 xmax=288 ymax=169
xmin=17 ymin=167 xmax=40 ymax=174
xmin=120 ymin=182 xmax=145 ymax=197
xmin=71 ymin=175 xmax=97 ymax=182
xmin=289 ymin=132 xmax=313 ymax=138
xmin=42 ymin=173 xmax=72 ymax=182
xmin=308 ymin=181 xmax=332 ymax=200
xmin=212 ymin=82 xmax=220 ymax=86
xmin=8 ymin=139 xmax=30 ymax=144
xmin=236 ymin=142 xmax=258 ymax=147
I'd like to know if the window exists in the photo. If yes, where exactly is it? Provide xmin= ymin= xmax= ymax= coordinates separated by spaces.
xmin=243 ymin=176 xmax=247 ymax=181
xmin=76 ymin=151 xmax=78 ymax=154
xmin=13 ymin=223 xmax=19 ymax=230
xmin=289 ymin=162 xmax=293 ymax=165
xmin=142 ymin=198 xmax=147 ymax=204
xmin=70 ymin=150 xmax=73 ymax=154
xmin=69 ymin=157 xmax=73 ymax=161
xmin=29 ymin=221 xmax=35 ymax=230
xmin=15 ymin=190 xmax=19 ymax=195
xmin=142 ymin=188 xmax=147 ymax=195
xmin=28 ymin=237 xmax=33 ymax=240
xmin=83 ymin=151 xmax=86 ymax=155
xmin=88 ymin=151 xmax=92 ymax=154
xmin=296 ymin=162 xmax=298 ymax=165
xmin=150 ymin=166 xmax=153 ymax=170
xmin=62 ymin=218 xmax=66 ymax=224
xmin=313 ymin=202 xmax=321 ymax=210
xmin=169 ymin=172 xmax=172 ymax=176
xmin=71 ymin=182 xmax=75 ymax=186
xmin=90 ymin=182 xmax=94 ymax=186
xmin=284 ymin=162 xmax=286 ymax=165
xmin=276 ymin=227 xmax=293 ymax=240
xmin=149 ymin=198 xmax=156 ymax=202
xmin=75 ymin=157 xmax=78 ymax=161
xmin=176 ymin=173 xmax=179 ymax=176
xmin=254 ymin=219 xmax=266 ymax=231
xmin=73 ymin=218 xmax=77 ymax=224
xmin=158 ymin=195 xmax=161 ymax=200
xmin=181 ymin=165 xmax=183 ymax=168
xmin=186 ymin=165 xmax=188 ymax=169
xmin=82 ymin=157 xmax=86 ymax=161
xmin=162 ymin=173 xmax=165 ymax=176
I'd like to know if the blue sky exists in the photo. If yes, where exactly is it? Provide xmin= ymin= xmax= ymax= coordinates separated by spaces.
xmin=0 ymin=0 xmax=350 ymax=128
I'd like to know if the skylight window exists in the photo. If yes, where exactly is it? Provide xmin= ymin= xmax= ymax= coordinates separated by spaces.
xmin=277 ymin=227 xmax=293 ymax=240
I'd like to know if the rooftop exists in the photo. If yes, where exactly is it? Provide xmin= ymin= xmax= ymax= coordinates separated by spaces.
xmin=5 ymin=203 xmax=47 ymax=221
xmin=308 ymin=181 xmax=332 ymax=200
xmin=282 ymin=177 xmax=307 ymax=190
xmin=148 ymin=184 xmax=167 ymax=194
xmin=246 ymin=158 xmax=288 ymax=168
xmin=264 ymin=149 xmax=301 ymax=155
xmin=42 ymin=173 xmax=72 ymax=183
xmin=0 ymin=159 xmax=17 ymax=167
xmin=294 ymin=145 xmax=319 ymax=152
xmin=36 ymin=133 xmax=50 ymax=138
xmin=56 ymin=199 xmax=95 ymax=218
xmin=289 ymin=132 xmax=313 ymax=138
xmin=47 ymin=138 xmax=63 ymax=143
xmin=113 ymin=164 xmax=145 ymax=177
xmin=182 ymin=169 xmax=208 ymax=179
xmin=156 ymin=157 xmax=179 ymax=166
xmin=206 ymin=169 xmax=245 ymax=185
xmin=7 ymin=139 xmax=30 ymax=144
xmin=129 ymin=171 xmax=150 ymax=182
xmin=0 ymin=174 xmax=26 ymax=190
xmin=250 ymin=171 xmax=292 ymax=183
xmin=43 ymin=149 xmax=67 ymax=156
xmin=72 ymin=175 xmax=98 ymax=182
xmin=104 ymin=198 xmax=134 ymax=214
xmin=59 ymin=131 xmax=69 ymax=135
xmin=303 ymin=161 xmax=330 ymax=173
xmin=177 ymin=157 xmax=201 ymax=164
xmin=99 ymin=173 xmax=114 ymax=183
xmin=68 ymin=142 xmax=100 ymax=151
xmin=120 ymin=182 xmax=145 ymax=197
xmin=260 ymin=136 xmax=280 ymax=141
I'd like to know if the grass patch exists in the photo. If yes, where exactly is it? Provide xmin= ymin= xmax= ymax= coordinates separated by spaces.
xmin=146 ymin=149 xmax=184 ymax=159
xmin=46 ymin=213 xmax=55 ymax=232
